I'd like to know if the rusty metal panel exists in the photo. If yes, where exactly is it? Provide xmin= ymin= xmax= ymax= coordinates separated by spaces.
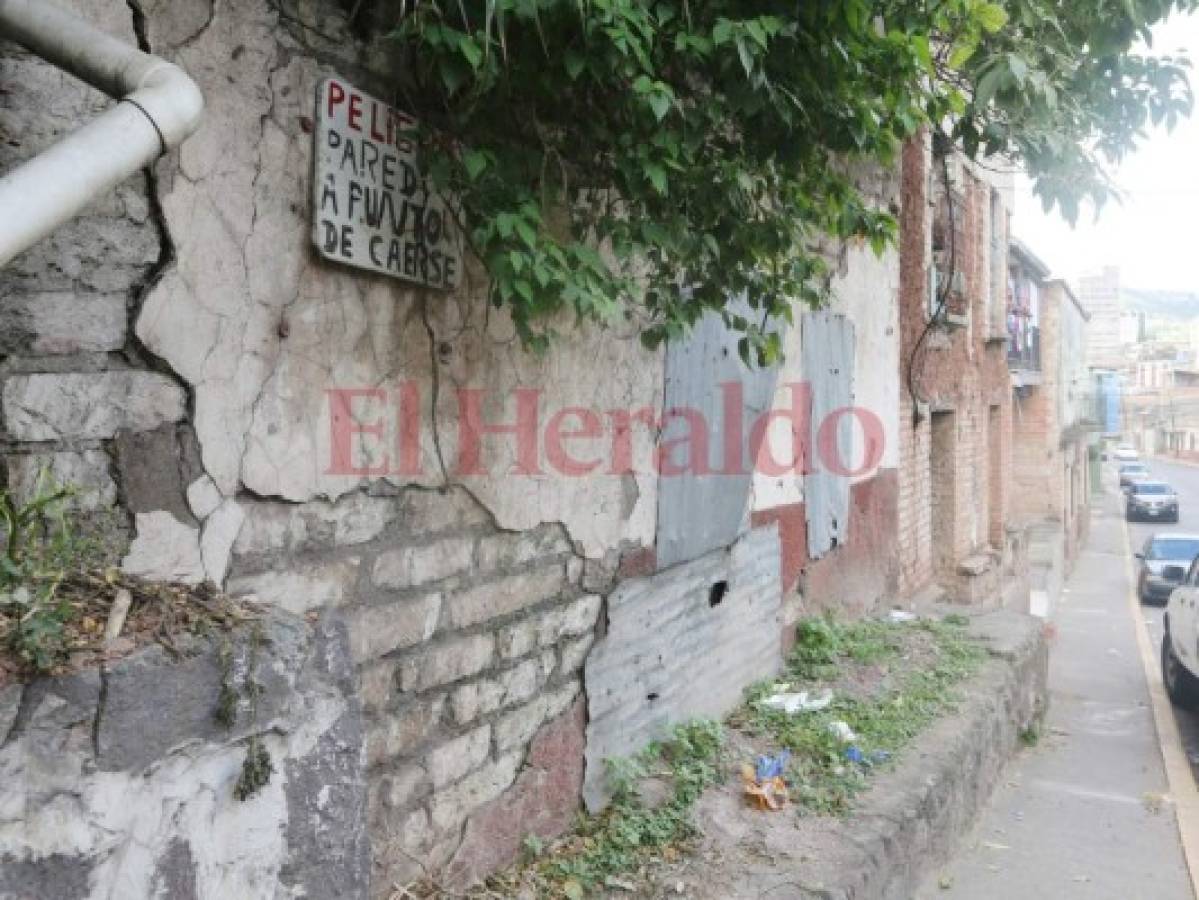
xmin=803 ymin=310 xmax=854 ymax=559
xmin=582 ymin=524 xmax=782 ymax=810
xmin=655 ymin=303 xmax=779 ymax=569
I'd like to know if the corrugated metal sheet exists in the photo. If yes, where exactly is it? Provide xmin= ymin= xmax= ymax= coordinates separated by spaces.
xmin=803 ymin=310 xmax=855 ymax=559
xmin=655 ymin=302 xmax=779 ymax=569
xmin=582 ymin=524 xmax=782 ymax=810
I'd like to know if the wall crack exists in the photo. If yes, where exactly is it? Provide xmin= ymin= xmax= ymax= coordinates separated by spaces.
xmin=418 ymin=293 xmax=451 ymax=485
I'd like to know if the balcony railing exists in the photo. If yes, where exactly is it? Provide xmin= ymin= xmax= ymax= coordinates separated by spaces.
xmin=1007 ymin=325 xmax=1040 ymax=372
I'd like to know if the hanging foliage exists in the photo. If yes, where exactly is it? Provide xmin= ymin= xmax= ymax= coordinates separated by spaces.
xmin=387 ymin=0 xmax=1195 ymax=362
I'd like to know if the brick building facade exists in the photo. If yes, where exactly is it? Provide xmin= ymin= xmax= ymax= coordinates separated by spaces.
xmin=897 ymin=136 xmax=1017 ymax=604
xmin=1009 ymin=242 xmax=1058 ymax=524
xmin=1008 ymin=246 xmax=1093 ymax=584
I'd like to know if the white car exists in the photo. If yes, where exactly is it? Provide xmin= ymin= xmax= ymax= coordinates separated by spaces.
xmin=1163 ymin=562 xmax=1199 ymax=708
xmin=1113 ymin=444 xmax=1140 ymax=462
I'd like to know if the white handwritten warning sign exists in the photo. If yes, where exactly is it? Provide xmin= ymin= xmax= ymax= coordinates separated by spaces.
xmin=313 ymin=77 xmax=462 ymax=290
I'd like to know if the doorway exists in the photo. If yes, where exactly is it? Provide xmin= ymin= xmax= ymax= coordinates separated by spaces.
xmin=930 ymin=410 xmax=957 ymax=577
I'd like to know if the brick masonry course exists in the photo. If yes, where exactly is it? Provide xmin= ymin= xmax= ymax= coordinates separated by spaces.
xmin=222 ymin=483 xmax=600 ymax=893
xmin=897 ymin=141 xmax=1015 ymax=599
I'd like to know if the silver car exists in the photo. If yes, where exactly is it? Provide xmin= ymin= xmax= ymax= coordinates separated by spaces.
xmin=1126 ymin=481 xmax=1180 ymax=523
xmin=1135 ymin=533 xmax=1199 ymax=604
xmin=1119 ymin=462 xmax=1150 ymax=489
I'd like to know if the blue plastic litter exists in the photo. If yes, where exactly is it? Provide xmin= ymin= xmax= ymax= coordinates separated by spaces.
xmin=755 ymin=749 xmax=792 ymax=781
xmin=845 ymin=746 xmax=892 ymax=767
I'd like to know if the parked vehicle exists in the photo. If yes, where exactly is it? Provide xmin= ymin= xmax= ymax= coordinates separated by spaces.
xmin=1135 ymin=534 xmax=1199 ymax=604
xmin=1114 ymin=444 xmax=1140 ymax=462
xmin=1163 ymin=567 xmax=1199 ymax=707
xmin=1126 ymin=481 xmax=1180 ymax=522
xmin=1119 ymin=462 xmax=1150 ymax=488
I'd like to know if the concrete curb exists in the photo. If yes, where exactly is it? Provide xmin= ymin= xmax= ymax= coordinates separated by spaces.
xmin=662 ymin=609 xmax=1048 ymax=900
xmin=1119 ymin=514 xmax=1199 ymax=896
xmin=822 ymin=610 xmax=1049 ymax=900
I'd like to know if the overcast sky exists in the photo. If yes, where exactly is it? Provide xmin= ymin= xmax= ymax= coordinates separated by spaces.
xmin=1012 ymin=10 xmax=1199 ymax=292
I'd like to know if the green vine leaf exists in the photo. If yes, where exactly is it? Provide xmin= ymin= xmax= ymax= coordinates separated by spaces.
xmin=975 ymin=2 xmax=1008 ymax=33
xmin=647 ymin=91 xmax=672 ymax=121
xmin=462 ymin=149 xmax=489 ymax=180
xmin=388 ymin=0 xmax=1197 ymax=360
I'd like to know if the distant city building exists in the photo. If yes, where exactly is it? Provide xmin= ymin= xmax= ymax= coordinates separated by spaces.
xmin=1095 ymin=370 xmax=1123 ymax=436
xmin=1120 ymin=310 xmax=1143 ymax=345
xmin=1079 ymin=267 xmax=1122 ymax=368
xmin=1134 ymin=358 xmax=1174 ymax=391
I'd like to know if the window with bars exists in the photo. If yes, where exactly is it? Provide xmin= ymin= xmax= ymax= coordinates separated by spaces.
xmin=988 ymin=190 xmax=1007 ymax=336
xmin=930 ymin=171 xmax=968 ymax=324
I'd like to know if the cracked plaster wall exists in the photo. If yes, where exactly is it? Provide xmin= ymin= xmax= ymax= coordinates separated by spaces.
xmin=750 ymin=240 xmax=902 ymax=516
xmin=0 ymin=0 xmax=663 ymax=894
xmin=0 ymin=609 xmax=369 ymax=900
xmin=131 ymin=0 xmax=661 ymax=561
xmin=747 ymin=172 xmax=903 ymax=618
xmin=0 ymin=0 xmax=912 ymax=890
xmin=1 ymin=0 xmax=660 ymax=562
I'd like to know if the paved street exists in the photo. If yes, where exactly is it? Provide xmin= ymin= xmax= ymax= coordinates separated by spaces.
xmin=918 ymin=461 xmax=1196 ymax=899
xmin=1128 ymin=457 xmax=1199 ymax=778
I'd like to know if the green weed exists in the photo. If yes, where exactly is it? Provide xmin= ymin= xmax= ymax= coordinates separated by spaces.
xmin=0 ymin=472 xmax=103 ymax=672
xmin=526 ymin=720 xmax=725 ymax=896
xmin=489 ymin=618 xmax=986 ymax=895
xmin=740 ymin=616 xmax=986 ymax=814
xmin=788 ymin=615 xmax=906 ymax=680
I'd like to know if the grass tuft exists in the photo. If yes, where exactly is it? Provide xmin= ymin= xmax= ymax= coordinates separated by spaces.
xmin=0 ymin=472 xmax=105 ymax=672
xmin=735 ymin=615 xmax=987 ymax=814
xmin=468 ymin=615 xmax=987 ymax=897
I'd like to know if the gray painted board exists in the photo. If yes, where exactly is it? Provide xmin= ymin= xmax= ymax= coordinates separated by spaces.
xmin=802 ymin=310 xmax=855 ymax=559
xmin=655 ymin=302 xmax=779 ymax=569
xmin=582 ymin=525 xmax=782 ymax=810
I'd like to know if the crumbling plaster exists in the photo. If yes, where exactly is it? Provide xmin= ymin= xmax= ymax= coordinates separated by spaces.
xmin=751 ymin=241 xmax=901 ymax=514
xmin=0 ymin=610 xmax=369 ymax=900
xmin=132 ymin=0 xmax=662 ymax=562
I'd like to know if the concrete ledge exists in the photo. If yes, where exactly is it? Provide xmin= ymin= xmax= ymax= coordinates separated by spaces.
xmin=656 ymin=608 xmax=1048 ymax=899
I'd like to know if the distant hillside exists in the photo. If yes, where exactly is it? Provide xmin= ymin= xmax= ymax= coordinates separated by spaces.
xmin=1122 ymin=288 xmax=1199 ymax=320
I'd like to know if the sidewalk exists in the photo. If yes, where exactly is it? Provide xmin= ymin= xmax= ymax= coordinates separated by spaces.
xmin=917 ymin=498 xmax=1193 ymax=899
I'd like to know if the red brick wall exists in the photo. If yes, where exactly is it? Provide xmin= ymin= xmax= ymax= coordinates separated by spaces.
xmin=987 ymin=404 xmax=1002 ymax=545
xmin=1011 ymin=278 xmax=1080 ymax=529
xmin=897 ymin=136 xmax=1013 ymax=598
xmin=751 ymin=468 xmax=899 ymax=620
xmin=1010 ymin=279 xmax=1064 ymax=524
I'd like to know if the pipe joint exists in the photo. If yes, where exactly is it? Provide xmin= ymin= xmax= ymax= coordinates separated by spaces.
xmin=134 ymin=62 xmax=206 ymax=151
xmin=0 ymin=0 xmax=204 ymax=267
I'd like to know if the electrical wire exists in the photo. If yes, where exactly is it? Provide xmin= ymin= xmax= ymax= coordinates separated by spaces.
xmin=905 ymin=129 xmax=957 ymax=425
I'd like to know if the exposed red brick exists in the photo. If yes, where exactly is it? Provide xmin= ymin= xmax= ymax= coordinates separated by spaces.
xmin=751 ymin=469 xmax=899 ymax=616
xmin=617 ymin=546 xmax=657 ymax=578
xmin=443 ymin=698 xmax=586 ymax=887
xmin=896 ymin=136 xmax=1013 ymax=599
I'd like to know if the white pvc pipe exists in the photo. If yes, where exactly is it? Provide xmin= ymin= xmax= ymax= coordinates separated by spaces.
xmin=0 ymin=0 xmax=203 ymax=267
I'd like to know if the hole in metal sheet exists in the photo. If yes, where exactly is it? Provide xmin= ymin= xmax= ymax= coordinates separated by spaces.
xmin=708 ymin=580 xmax=729 ymax=607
